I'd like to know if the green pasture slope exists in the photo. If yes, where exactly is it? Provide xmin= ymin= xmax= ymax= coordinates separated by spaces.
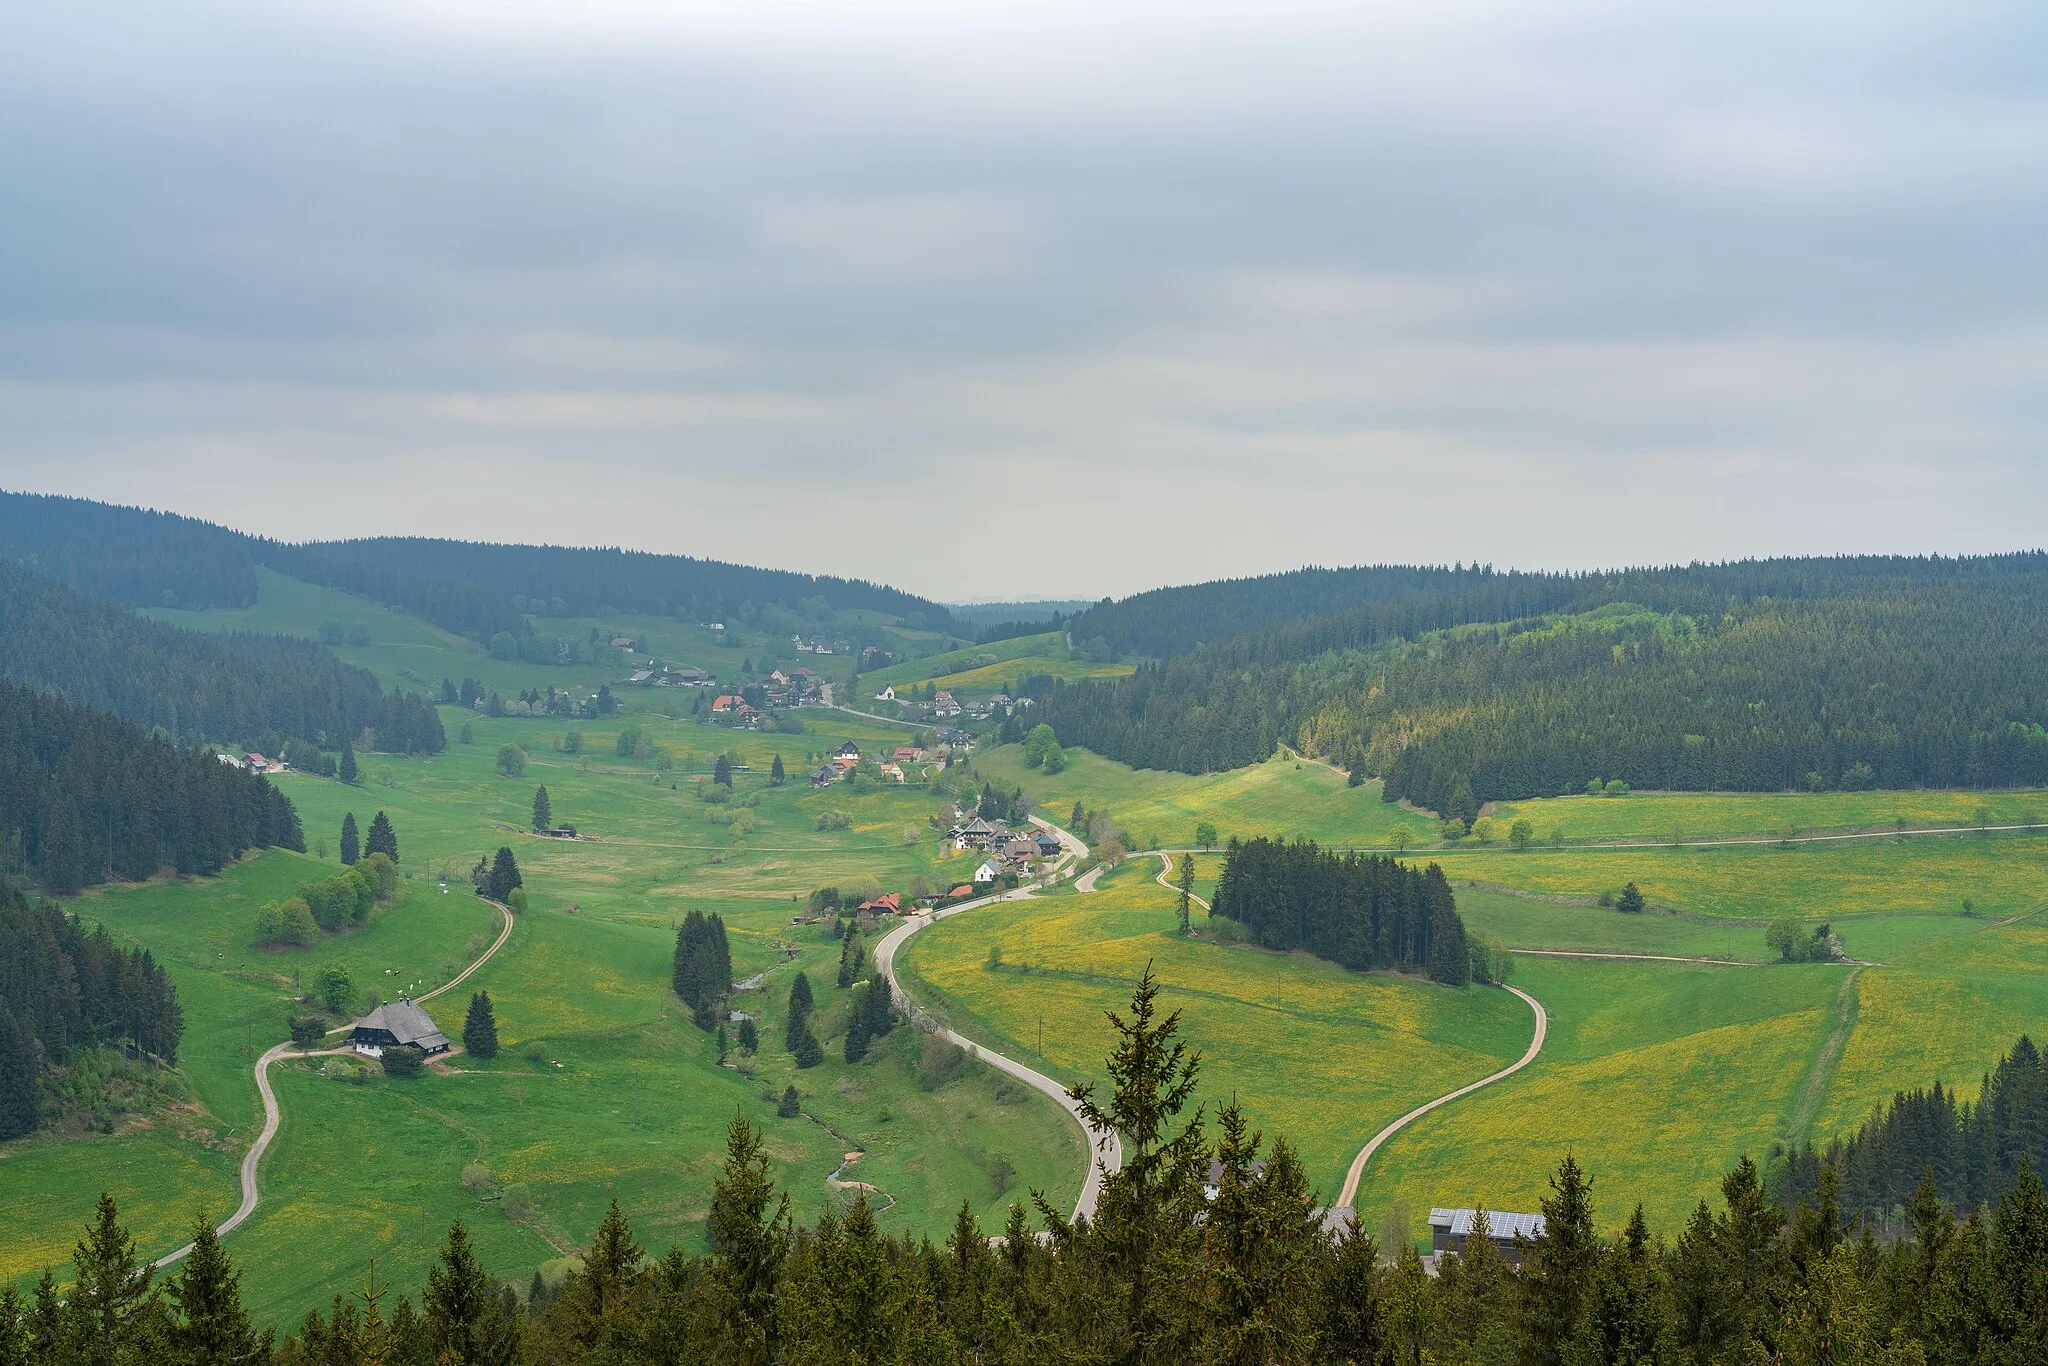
xmin=9 ymin=705 xmax=1082 ymax=1327
xmin=855 ymin=630 xmax=1134 ymax=701
xmin=898 ymin=862 xmax=1530 ymax=1199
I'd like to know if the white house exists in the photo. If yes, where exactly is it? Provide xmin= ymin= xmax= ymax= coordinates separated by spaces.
xmin=973 ymin=860 xmax=1002 ymax=884
xmin=875 ymin=685 xmax=896 ymax=701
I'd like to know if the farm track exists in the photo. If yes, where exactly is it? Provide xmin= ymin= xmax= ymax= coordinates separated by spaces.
xmin=874 ymin=818 xmax=1124 ymax=1223
xmin=1782 ymin=967 xmax=1864 ymax=1149
xmin=1336 ymin=983 xmax=1548 ymax=1211
xmin=153 ymin=899 xmax=517 ymax=1269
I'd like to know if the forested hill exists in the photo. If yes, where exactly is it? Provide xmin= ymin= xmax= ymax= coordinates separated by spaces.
xmin=0 ymin=560 xmax=443 ymax=754
xmin=1039 ymin=554 xmax=2048 ymax=804
xmin=308 ymin=538 xmax=961 ymax=634
xmin=0 ymin=677 xmax=304 ymax=894
xmin=0 ymin=491 xmax=961 ymax=642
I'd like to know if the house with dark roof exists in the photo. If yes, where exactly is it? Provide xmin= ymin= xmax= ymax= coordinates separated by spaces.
xmin=350 ymin=1000 xmax=451 ymax=1057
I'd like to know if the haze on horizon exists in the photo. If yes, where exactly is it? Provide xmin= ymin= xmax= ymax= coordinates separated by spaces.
xmin=3 ymin=0 xmax=2045 ymax=602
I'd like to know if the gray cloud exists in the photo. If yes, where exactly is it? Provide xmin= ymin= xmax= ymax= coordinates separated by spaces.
xmin=2 ymin=0 xmax=2045 ymax=598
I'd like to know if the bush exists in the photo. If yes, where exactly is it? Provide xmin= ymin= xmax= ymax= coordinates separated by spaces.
xmin=497 ymin=744 xmax=527 ymax=778
xmin=360 ymin=852 xmax=400 ymax=903
xmin=563 ymin=730 xmax=584 ymax=755
xmin=502 ymin=1184 xmax=535 ymax=1221
xmin=815 ymin=810 xmax=852 ymax=831
xmin=460 ymin=1162 xmax=494 ymax=1193
xmin=380 ymin=1048 xmax=424 ymax=1078
xmin=916 ymin=1034 xmax=969 ymax=1091
xmin=506 ymin=887 xmax=528 ymax=914
xmin=288 ymin=1016 xmax=327 ymax=1048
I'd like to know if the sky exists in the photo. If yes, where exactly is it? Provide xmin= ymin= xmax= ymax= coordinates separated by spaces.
xmin=2 ymin=0 xmax=2045 ymax=601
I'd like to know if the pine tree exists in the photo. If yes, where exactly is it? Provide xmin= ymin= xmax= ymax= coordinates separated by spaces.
xmin=770 ymin=754 xmax=785 ymax=786
xmin=1518 ymin=1152 xmax=1598 ymax=1366
xmin=423 ymin=1219 xmax=511 ymax=1364
xmin=791 ymin=1022 xmax=824 ymax=1069
xmin=532 ymin=785 xmax=551 ymax=832
xmin=365 ymin=810 xmax=398 ymax=862
xmin=1616 ymin=881 xmax=1645 ymax=915
xmin=844 ymin=988 xmax=873 ymax=1064
xmin=463 ymin=992 xmax=499 ymax=1060
xmin=776 ymin=1085 xmax=800 ymax=1118
xmin=339 ymin=741 xmax=359 ymax=786
xmin=66 ymin=1193 xmax=155 ymax=1359
xmin=339 ymin=812 xmax=360 ymax=866
xmin=485 ymin=847 xmax=522 ymax=903
xmin=166 ymin=1214 xmax=259 ymax=1365
xmin=738 ymin=1018 xmax=759 ymax=1055
xmin=838 ymin=930 xmax=865 ymax=988
xmin=714 ymin=754 xmax=734 ymax=788
xmin=1177 ymin=854 xmax=1195 ymax=934
xmin=565 ymin=1199 xmax=644 ymax=1353
xmin=0 ymin=1000 xmax=39 ymax=1141
xmin=709 ymin=1109 xmax=791 ymax=1362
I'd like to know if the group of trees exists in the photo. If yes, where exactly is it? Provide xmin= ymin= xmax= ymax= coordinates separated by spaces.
xmin=784 ymin=972 xmax=823 ymax=1068
xmin=840 ymin=977 xmax=896 ymax=1064
xmin=339 ymin=811 xmax=399 ymax=865
xmin=0 ymin=878 xmax=181 ymax=1139
xmin=0 ymin=678 xmax=304 ymax=895
xmin=671 ymin=911 xmax=733 ymax=1031
xmin=1021 ymin=723 xmax=1068 ymax=774
xmin=0 ymin=559 xmax=445 ymax=756
xmin=1211 ymin=837 xmax=1473 ymax=985
xmin=29 ymin=969 xmax=2048 ymax=1363
xmin=976 ymin=781 xmax=1031 ymax=826
xmin=1774 ymin=1032 xmax=2048 ymax=1229
xmin=471 ymin=848 xmax=523 ymax=905
xmin=255 ymin=858 xmax=398 ymax=945
xmin=1036 ymin=556 xmax=2048 ymax=814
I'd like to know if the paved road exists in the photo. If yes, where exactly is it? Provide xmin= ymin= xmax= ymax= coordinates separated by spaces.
xmin=872 ymin=818 xmax=1124 ymax=1223
xmin=155 ymin=899 xmax=516 ymax=1268
xmin=1335 ymin=982 xmax=1547 ymax=1211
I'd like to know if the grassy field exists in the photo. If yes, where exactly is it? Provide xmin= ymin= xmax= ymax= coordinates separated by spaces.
xmin=7 ymin=702 xmax=1084 ymax=1326
xmin=1489 ymin=787 xmax=2048 ymax=843
xmin=973 ymin=745 xmax=1420 ymax=852
xmin=858 ymin=632 xmax=1070 ymax=691
xmin=1353 ymin=955 xmax=1847 ymax=1238
xmin=898 ymin=867 xmax=1531 ymax=1199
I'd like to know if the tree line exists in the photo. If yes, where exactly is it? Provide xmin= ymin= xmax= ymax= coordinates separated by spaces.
xmin=0 ymin=558 xmax=444 ymax=755
xmin=672 ymin=910 xmax=734 ymax=1031
xmin=1210 ymin=837 xmax=1471 ymax=985
xmin=22 ymin=968 xmax=2048 ymax=1362
xmin=0 ymin=878 xmax=182 ymax=1140
xmin=1773 ymin=1032 xmax=2048 ymax=1233
xmin=0 ymin=678 xmax=304 ymax=894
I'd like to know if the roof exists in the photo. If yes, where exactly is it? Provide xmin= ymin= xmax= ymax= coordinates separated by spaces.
xmin=352 ymin=1000 xmax=451 ymax=1052
xmin=1429 ymin=1208 xmax=1546 ymax=1241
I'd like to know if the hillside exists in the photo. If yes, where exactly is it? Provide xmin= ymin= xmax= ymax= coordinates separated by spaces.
xmin=1040 ymin=555 xmax=2048 ymax=802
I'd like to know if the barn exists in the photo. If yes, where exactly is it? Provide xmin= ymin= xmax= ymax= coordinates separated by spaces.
xmin=350 ymin=999 xmax=452 ymax=1057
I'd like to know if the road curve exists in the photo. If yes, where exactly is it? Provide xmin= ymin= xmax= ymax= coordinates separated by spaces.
xmin=1150 ymin=851 xmax=1212 ymax=911
xmin=1335 ymin=982 xmax=1547 ymax=1211
xmin=872 ymin=820 xmax=1124 ymax=1223
xmin=155 ymin=898 xmax=516 ymax=1269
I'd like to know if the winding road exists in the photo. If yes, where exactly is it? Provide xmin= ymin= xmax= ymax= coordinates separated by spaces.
xmin=155 ymin=898 xmax=516 ymax=1269
xmin=1335 ymin=982 xmax=1547 ymax=1210
xmin=872 ymin=817 xmax=1126 ymax=1223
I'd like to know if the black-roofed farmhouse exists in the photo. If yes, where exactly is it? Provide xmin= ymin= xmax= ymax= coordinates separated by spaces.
xmin=350 ymin=999 xmax=452 ymax=1057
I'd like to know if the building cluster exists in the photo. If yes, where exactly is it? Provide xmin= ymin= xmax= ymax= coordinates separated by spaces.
xmin=626 ymin=664 xmax=715 ymax=688
xmin=216 ymin=750 xmax=286 ymax=774
xmin=874 ymin=685 xmax=1031 ymax=724
xmin=951 ymin=815 xmax=1061 ymax=881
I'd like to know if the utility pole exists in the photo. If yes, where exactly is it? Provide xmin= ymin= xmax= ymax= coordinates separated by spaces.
xmin=1037 ymin=1016 xmax=1043 ymax=1059
xmin=632 ymin=1070 xmax=639 ymax=1130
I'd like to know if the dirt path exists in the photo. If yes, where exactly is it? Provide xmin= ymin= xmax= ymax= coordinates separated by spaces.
xmin=154 ymin=899 xmax=516 ymax=1269
xmin=1781 ymin=967 xmax=1863 ymax=1149
xmin=1335 ymin=983 xmax=1548 ymax=1211
xmin=871 ymin=820 xmax=1122 ymax=1223
xmin=1511 ymin=948 xmax=1756 ymax=966
xmin=1150 ymin=852 xmax=1212 ymax=911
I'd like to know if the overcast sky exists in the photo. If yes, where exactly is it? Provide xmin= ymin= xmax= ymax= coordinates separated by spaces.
xmin=3 ymin=1 xmax=2044 ymax=600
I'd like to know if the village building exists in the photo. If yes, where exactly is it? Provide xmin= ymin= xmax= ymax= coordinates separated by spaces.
xmin=1428 ymin=1209 xmax=1546 ymax=1267
xmin=875 ymin=684 xmax=896 ymax=701
xmin=349 ymin=999 xmax=451 ymax=1057
xmin=610 ymin=635 xmax=635 ymax=648
xmin=833 ymin=741 xmax=861 ymax=761
xmin=1033 ymin=830 xmax=1063 ymax=858
xmin=811 ymin=765 xmax=839 ymax=788
xmin=857 ymin=892 xmax=903 ymax=916
xmin=973 ymin=860 xmax=1003 ymax=884
xmin=894 ymin=746 xmax=925 ymax=764
xmin=879 ymin=762 xmax=905 ymax=783
xmin=1001 ymin=837 xmax=1039 ymax=866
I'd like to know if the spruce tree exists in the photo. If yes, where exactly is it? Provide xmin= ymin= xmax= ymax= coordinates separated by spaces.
xmin=714 ymin=754 xmax=734 ymax=788
xmin=532 ymin=785 xmax=551 ymax=832
xmin=709 ymin=1110 xmax=791 ymax=1358
xmin=1518 ymin=1152 xmax=1598 ymax=1366
xmin=738 ymin=1017 xmax=758 ymax=1055
xmin=0 ymin=1000 xmax=39 ymax=1141
xmin=365 ymin=810 xmax=398 ymax=862
xmin=770 ymin=753 xmax=785 ymax=786
xmin=1616 ymin=881 xmax=1646 ymax=915
xmin=838 ymin=930 xmax=865 ymax=988
xmin=1177 ymin=854 xmax=1195 ymax=934
xmin=339 ymin=741 xmax=358 ymax=786
xmin=463 ymin=992 xmax=499 ymax=1060
xmin=166 ymin=1214 xmax=259 ymax=1365
xmin=791 ymin=1021 xmax=823 ymax=1069
xmin=485 ymin=847 xmax=522 ymax=903
xmin=566 ymin=1200 xmax=644 ymax=1352
xmin=423 ymin=1220 xmax=506 ymax=1364
xmin=339 ymin=812 xmax=360 ymax=866
xmin=66 ymin=1193 xmax=155 ymax=1359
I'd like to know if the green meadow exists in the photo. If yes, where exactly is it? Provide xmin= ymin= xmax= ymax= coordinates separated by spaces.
xmin=971 ymin=745 xmax=1417 ymax=851
xmin=9 ymin=697 xmax=1082 ymax=1327
xmin=897 ymin=865 xmax=1530 ymax=1199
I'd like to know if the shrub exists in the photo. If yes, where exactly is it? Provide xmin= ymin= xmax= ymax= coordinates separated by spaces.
xmin=916 ymin=1034 xmax=969 ymax=1091
xmin=502 ymin=1184 xmax=535 ymax=1221
xmin=506 ymin=888 xmax=528 ymax=914
xmin=314 ymin=963 xmax=356 ymax=1014
xmin=360 ymin=852 xmax=400 ymax=903
xmin=380 ymin=1048 xmax=424 ymax=1079
xmin=460 ymin=1162 xmax=494 ymax=1193
xmin=815 ymin=810 xmax=852 ymax=832
xmin=497 ymin=744 xmax=527 ymax=778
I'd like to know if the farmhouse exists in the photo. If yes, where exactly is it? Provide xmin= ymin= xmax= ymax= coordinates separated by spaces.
xmin=610 ymin=635 xmax=635 ymax=648
xmin=893 ymin=746 xmax=925 ymax=764
xmin=833 ymin=741 xmax=861 ymax=761
xmin=857 ymin=893 xmax=903 ymax=916
xmin=712 ymin=695 xmax=740 ymax=712
xmin=349 ymin=999 xmax=451 ymax=1057
xmin=1429 ymin=1208 xmax=1545 ymax=1266
xmin=1033 ymin=830 xmax=1063 ymax=857
xmin=811 ymin=765 xmax=839 ymax=788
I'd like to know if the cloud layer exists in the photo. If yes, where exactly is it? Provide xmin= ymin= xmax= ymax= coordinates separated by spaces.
xmin=3 ymin=0 xmax=2044 ymax=598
